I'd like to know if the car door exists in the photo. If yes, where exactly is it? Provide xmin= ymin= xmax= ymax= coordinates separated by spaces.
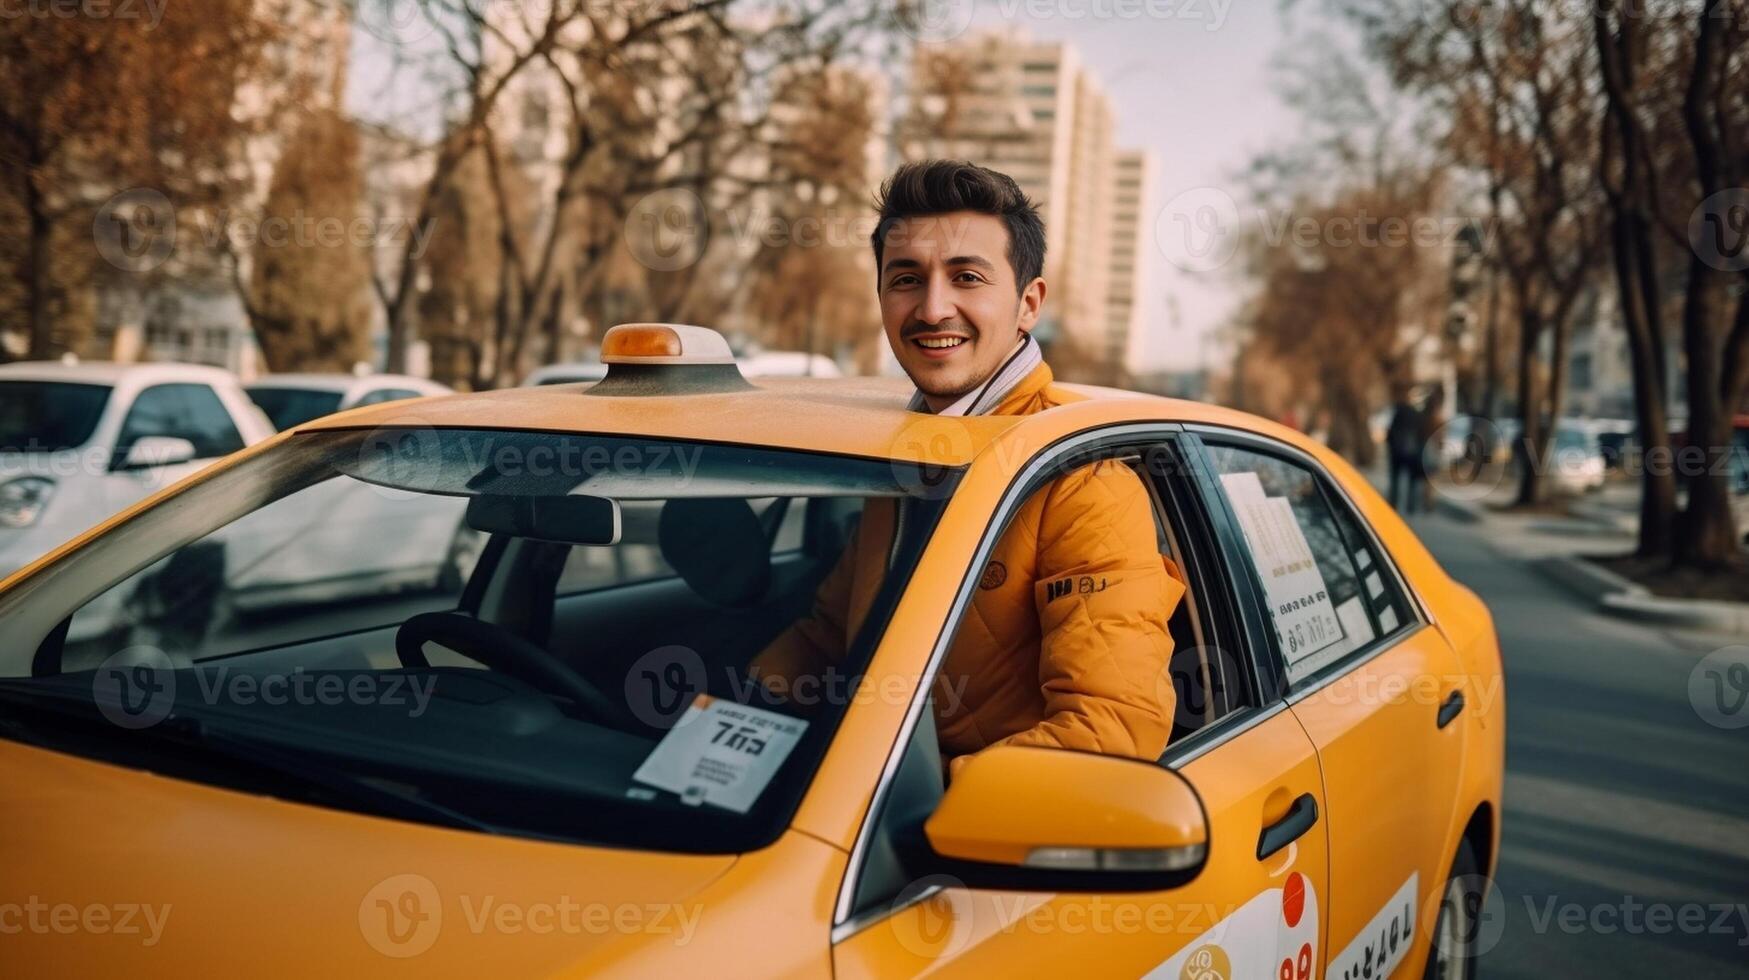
xmin=1192 ymin=430 xmax=1467 ymax=980
xmin=831 ymin=434 xmax=1330 ymax=979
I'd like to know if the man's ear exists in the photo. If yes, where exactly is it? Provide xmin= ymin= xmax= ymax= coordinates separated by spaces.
xmin=1017 ymin=277 xmax=1046 ymax=333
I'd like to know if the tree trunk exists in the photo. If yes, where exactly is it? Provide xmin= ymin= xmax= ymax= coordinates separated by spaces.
xmin=1516 ymin=306 xmax=1548 ymax=506
xmin=25 ymin=169 xmax=57 ymax=360
xmin=1674 ymin=262 xmax=1739 ymax=565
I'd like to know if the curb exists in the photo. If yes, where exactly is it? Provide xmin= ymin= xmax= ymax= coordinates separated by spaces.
xmin=1533 ymin=555 xmax=1749 ymax=634
xmin=1434 ymin=495 xmax=1486 ymax=524
xmin=1532 ymin=555 xmax=1645 ymax=604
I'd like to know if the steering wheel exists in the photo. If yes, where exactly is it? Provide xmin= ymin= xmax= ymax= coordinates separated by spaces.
xmin=396 ymin=612 xmax=635 ymax=729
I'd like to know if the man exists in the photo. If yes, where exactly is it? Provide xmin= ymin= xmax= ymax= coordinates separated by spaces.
xmin=1385 ymin=386 xmax=1424 ymax=514
xmin=748 ymin=160 xmax=1186 ymax=776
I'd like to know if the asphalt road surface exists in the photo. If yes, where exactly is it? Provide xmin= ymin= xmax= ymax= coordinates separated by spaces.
xmin=1403 ymin=511 xmax=1749 ymax=977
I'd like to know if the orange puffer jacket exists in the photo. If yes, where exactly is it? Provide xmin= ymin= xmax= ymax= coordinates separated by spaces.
xmin=749 ymin=362 xmax=1185 ymax=774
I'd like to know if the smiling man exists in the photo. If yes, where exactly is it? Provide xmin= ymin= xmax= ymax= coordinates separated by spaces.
xmin=749 ymin=160 xmax=1186 ymax=776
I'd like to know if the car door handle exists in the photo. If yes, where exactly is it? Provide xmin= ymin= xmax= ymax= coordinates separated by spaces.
xmin=1437 ymin=690 xmax=1466 ymax=729
xmin=1257 ymin=793 xmax=1318 ymax=860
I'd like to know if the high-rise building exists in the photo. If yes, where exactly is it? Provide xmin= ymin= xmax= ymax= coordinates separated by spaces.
xmin=1106 ymin=150 xmax=1155 ymax=376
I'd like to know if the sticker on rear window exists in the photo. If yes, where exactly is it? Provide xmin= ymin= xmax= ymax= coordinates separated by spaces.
xmin=631 ymin=694 xmax=808 ymax=814
xmin=1220 ymin=472 xmax=1346 ymax=670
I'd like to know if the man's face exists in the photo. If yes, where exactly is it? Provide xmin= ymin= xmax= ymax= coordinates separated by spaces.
xmin=877 ymin=211 xmax=1046 ymax=411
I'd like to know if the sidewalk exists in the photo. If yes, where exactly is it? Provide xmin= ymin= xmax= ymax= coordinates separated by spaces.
xmin=1371 ymin=464 xmax=1749 ymax=634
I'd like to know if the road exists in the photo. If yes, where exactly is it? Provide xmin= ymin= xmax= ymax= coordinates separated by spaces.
xmin=1403 ymin=510 xmax=1749 ymax=976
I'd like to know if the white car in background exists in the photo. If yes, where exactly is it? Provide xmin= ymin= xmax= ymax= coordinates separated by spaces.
xmin=244 ymin=373 xmax=450 ymax=430
xmin=522 ymin=351 xmax=841 ymax=387
xmin=0 ymin=362 xmax=276 ymax=644
xmin=1550 ymin=420 xmax=1607 ymax=494
xmin=0 ymin=361 xmax=275 ymax=580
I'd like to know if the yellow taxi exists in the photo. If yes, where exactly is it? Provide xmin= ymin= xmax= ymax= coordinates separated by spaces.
xmin=0 ymin=324 xmax=1503 ymax=978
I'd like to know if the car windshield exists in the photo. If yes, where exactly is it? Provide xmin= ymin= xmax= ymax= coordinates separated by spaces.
xmin=247 ymin=387 xmax=346 ymax=430
xmin=0 ymin=381 xmax=112 ymax=453
xmin=0 ymin=427 xmax=955 ymax=853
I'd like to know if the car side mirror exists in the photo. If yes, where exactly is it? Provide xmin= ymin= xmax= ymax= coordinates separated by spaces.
xmin=920 ymin=745 xmax=1208 ymax=891
xmin=120 ymin=436 xmax=198 ymax=471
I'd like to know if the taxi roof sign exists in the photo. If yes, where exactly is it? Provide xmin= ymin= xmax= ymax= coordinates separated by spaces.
xmin=601 ymin=323 xmax=735 ymax=366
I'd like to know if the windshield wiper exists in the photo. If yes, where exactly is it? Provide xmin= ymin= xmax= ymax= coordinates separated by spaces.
xmin=0 ymin=683 xmax=494 ymax=834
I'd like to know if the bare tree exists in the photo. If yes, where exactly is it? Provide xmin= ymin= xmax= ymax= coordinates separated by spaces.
xmin=0 ymin=2 xmax=273 ymax=358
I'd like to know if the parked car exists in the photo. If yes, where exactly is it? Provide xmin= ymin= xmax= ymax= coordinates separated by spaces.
xmin=1549 ymin=420 xmax=1607 ymax=494
xmin=0 ymin=361 xmax=275 ymax=584
xmin=245 ymin=373 xmax=451 ymax=430
xmin=0 ymin=323 xmax=1502 ymax=977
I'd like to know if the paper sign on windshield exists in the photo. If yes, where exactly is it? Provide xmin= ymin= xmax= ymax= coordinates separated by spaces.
xmin=1219 ymin=472 xmax=1345 ymax=676
xmin=631 ymin=694 xmax=808 ymax=814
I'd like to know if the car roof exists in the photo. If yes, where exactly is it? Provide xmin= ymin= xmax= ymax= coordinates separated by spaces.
xmin=0 ymin=360 xmax=240 ymax=386
xmin=246 ymin=374 xmax=445 ymax=393
xmin=299 ymin=373 xmax=1284 ymax=466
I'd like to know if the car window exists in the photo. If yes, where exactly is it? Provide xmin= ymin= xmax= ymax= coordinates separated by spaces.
xmin=1201 ymin=441 xmax=1412 ymax=687
xmin=118 ymin=384 xmax=246 ymax=460
xmin=556 ymin=496 xmax=806 ymax=594
xmin=352 ymin=387 xmax=422 ymax=407
xmin=0 ymin=381 xmax=113 ymax=453
xmin=247 ymin=387 xmax=345 ymax=429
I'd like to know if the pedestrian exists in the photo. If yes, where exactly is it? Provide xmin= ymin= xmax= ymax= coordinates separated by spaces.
xmin=1385 ymin=386 xmax=1424 ymax=513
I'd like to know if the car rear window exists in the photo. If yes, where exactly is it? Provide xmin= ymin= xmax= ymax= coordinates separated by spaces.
xmin=248 ymin=387 xmax=345 ymax=430
xmin=0 ymin=381 xmax=113 ymax=453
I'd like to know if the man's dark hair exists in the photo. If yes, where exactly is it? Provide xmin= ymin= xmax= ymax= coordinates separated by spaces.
xmin=871 ymin=160 xmax=1046 ymax=293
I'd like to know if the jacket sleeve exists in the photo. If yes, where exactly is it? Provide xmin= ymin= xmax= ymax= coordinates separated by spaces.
xmin=745 ymin=524 xmax=859 ymax=699
xmin=986 ymin=461 xmax=1184 ymax=762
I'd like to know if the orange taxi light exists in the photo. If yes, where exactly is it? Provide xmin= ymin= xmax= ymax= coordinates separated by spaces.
xmin=600 ymin=323 xmax=736 ymax=365
xmin=602 ymin=324 xmax=683 ymax=359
